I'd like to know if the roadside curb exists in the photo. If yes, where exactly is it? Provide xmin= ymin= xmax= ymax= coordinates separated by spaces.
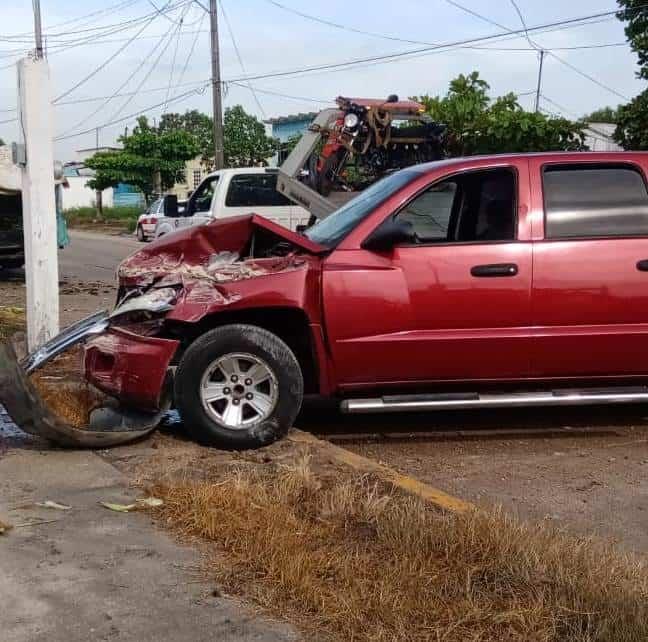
xmin=289 ymin=429 xmax=474 ymax=513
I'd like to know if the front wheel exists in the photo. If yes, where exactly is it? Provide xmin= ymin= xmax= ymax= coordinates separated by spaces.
xmin=174 ymin=324 xmax=303 ymax=450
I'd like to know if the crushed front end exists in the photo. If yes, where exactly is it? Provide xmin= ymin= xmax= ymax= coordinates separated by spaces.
xmin=0 ymin=214 xmax=325 ymax=447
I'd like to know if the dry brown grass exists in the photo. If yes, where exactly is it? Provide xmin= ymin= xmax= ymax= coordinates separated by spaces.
xmin=0 ymin=306 xmax=24 ymax=341
xmin=29 ymin=348 xmax=104 ymax=429
xmin=151 ymin=456 xmax=648 ymax=641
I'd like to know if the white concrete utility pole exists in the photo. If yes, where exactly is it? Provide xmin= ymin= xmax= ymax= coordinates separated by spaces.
xmin=18 ymin=0 xmax=59 ymax=350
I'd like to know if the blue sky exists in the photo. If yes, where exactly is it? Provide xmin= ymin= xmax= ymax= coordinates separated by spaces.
xmin=0 ymin=0 xmax=644 ymax=159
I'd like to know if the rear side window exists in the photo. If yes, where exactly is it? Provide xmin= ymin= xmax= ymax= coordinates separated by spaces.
xmin=225 ymin=173 xmax=292 ymax=207
xmin=544 ymin=165 xmax=648 ymax=239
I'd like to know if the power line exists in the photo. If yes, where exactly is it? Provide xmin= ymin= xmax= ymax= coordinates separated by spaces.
xmin=443 ymin=0 xmax=509 ymax=31
xmin=54 ymin=83 xmax=209 ymax=141
xmin=102 ymin=5 xmax=190 ymax=125
xmin=220 ymin=0 xmax=265 ymax=117
xmin=0 ymin=0 xmax=143 ymax=42
xmin=57 ymin=6 xmax=184 ymax=137
xmin=507 ymin=0 xmax=538 ymax=49
xmin=173 ymin=11 xmax=206 ymax=90
xmin=444 ymin=1 xmax=631 ymax=103
xmin=53 ymin=0 xmax=182 ymax=104
xmin=163 ymin=4 xmax=189 ymax=109
xmin=261 ymin=0 xmax=438 ymax=46
xmin=547 ymin=50 xmax=631 ymax=101
xmin=220 ymin=9 xmax=641 ymax=84
xmin=228 ymin=82 xmax=330 ymax=105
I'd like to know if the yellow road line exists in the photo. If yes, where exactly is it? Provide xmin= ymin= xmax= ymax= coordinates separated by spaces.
xmin=289 ymin=430 xmax=474 ymax=514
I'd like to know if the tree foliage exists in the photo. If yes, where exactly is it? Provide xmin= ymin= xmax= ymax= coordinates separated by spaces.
xmin=614 ymin=2 xmax=648 ymax=150
xmin=617 ymin=0 xmax=648 ymax=79
xmin=159 ymin=110 xmax=213 ymax=161
xmin=223 ymin=105 xmax=277 ymax=167
xmin=615 ymin=91 xmax=648 ymax=149
xmin=159 ymin=105 xmax=277 ymax=167
xmin=85 ymin=116 xmax=199 ymax=200
xmin=584 ymin=106 xmax=620 ymax=123
xmin=413 ymin=72 xmax=586 ymax=156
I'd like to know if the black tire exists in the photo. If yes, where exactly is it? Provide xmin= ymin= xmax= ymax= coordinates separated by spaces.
xmin=174 ymin=324 xmax=303 ymax=450
xmin=136 ymin=225 xmax=145 ymax=242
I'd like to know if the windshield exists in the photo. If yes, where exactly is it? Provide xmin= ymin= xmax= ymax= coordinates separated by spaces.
xmin=304 ymin=168 xmax=424 ymax=247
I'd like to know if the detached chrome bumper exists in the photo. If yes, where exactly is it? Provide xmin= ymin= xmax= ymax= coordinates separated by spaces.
xmin=22 ymin=310 xmax=110 ymax=375
xmin=0 ymin=311 xmax=168 ymax=448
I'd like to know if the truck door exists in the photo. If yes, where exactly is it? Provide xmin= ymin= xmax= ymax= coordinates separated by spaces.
xmin=530 ymin=159 xmax=648 ymax=377
xmin=177 ymin=174 xmax=220 ymax=232
xmin=323 ymin=162 xmax=533 ymax=386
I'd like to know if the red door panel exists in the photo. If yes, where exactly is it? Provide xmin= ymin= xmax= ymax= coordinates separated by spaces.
xmin=531 ymin=239 xmax=648 ymax=377
xmin=323 ymin=243 xmax=532 ymax=386
xmin=528 ymin=156 xmax=648 ymax=378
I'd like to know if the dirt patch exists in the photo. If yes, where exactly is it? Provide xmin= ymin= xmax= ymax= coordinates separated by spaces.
xmin=327 ymin=407 xmax=648 ymax=553
xmin=0 ymin=278 xmax=115 ymax=327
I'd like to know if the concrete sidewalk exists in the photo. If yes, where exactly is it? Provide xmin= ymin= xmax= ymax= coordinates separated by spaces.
xmin=0 ymin=434 xmax=296 ymax=642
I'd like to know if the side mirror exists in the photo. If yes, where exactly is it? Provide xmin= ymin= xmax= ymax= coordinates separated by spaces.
xmin=163 ymin=194 xmax=178 ymax=218
xmin=361 ymin=217 xmax=416 ymax=252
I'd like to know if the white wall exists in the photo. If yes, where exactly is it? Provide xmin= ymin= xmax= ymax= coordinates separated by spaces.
xmin=62 ymin=175 xmax=113 ymax=209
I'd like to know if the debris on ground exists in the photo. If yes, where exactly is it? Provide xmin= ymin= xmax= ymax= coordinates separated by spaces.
xmin=35 ymin=500 xmax=72 ymax=511
xmin=0 ymin=519 xmax=12 ymax=535
xmin=99 ymin=502 xmax=136 ymax=513
xmin=99 ymin=497 xmax=164 ymax=513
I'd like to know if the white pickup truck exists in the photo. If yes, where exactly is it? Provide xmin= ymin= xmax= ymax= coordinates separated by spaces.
xmin=154 ymin=167 xmax=309 ymax=238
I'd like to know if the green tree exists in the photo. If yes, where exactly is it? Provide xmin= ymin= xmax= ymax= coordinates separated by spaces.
xmin=412 ymin=72 xmax=586 ymax=156
xmin=0 ymin=138 xmax=5 ymax=146
xmin=223 ymin=105 xmax=277 ymax=167
xmin=613 ymin=2 xmax=648 ymax=150
xmin=617 ymin=0 xmax=648 ymax=79
xmin=584 ymin=106 xmax=619 ymax=123
xmin=85 ymin=116 xmax=198 ymax=202
xmin=159 ymin=109 xmax=213 ymax=162
xmin=158 ymin=106 xmax=277 ymax=167
xmin=615 ymin=92 xmax=648 ymax=149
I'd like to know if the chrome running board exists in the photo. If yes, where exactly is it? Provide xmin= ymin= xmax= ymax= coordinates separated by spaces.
xmin=341 ymin=388 xmax=648 ymax=414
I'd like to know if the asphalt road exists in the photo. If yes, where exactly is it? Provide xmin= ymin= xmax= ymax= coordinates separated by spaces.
xmin=60 ymin=229 xmax=142 ymax=285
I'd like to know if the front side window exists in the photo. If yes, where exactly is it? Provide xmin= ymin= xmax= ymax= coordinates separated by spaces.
xmin=191 ymin=175 xmax=219 ymax=214
xmin=543 ymin=165 xmax=648 ymax=239
xmin=225 ymin=173 xmax=292 ymax=207
xmin=305 ymin=168 xmax=424 ymax=247
xmin=395 ymin=168 xmax=516 ymax=244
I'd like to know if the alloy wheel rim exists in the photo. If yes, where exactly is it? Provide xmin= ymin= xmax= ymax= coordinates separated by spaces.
xmin=199 ymin=352 xmax=278 ymax=429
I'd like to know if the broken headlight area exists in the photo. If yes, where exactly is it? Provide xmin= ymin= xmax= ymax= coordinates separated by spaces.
xmin=109 ymin=286 xmax=183 ymax=338
xmin=111 ymin=286 xmax=179 ymax=319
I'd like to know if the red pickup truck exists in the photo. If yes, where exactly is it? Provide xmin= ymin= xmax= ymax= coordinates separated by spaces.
xmin=80 ymin=151 xmax=648 ymax=449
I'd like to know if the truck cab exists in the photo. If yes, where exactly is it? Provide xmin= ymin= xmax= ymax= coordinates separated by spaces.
xmin=154 ymin=167 xmax=310 ymax=239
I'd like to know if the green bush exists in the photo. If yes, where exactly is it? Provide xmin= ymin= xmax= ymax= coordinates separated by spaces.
xmin=64 ymin=206 xmax=141 ymax=229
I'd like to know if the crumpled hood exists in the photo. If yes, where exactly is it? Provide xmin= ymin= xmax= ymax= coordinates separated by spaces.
xmin=118 ymin=214 xmax=325 ymax=288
